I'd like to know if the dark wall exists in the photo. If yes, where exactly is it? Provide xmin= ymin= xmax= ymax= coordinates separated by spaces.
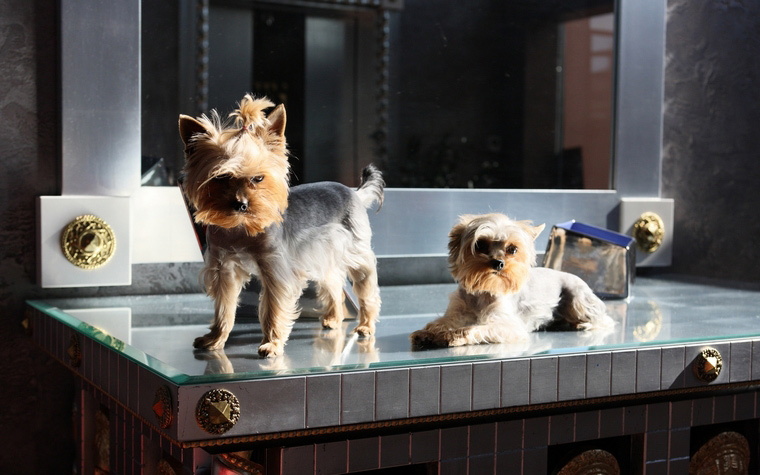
xmin=661 ymin=0 xmax=760 ymax=282
xmin=0 ymin=1 xmax=73 ymax=472
xmin=0 ymin=2 xmax=202 ymax=471
xmin=0 ymin=0 xmax=758 ymax=472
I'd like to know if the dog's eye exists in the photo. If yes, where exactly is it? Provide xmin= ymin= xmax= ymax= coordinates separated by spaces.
xmin=250 ymin=175 xmax=264 ymax=184
xmin=506 ymin=245 xmax=518 ymax=255
xmin=214 ymin=174 xmax=230 ymax=181
xmin=474 ymin=239 xmax=489 ymax=254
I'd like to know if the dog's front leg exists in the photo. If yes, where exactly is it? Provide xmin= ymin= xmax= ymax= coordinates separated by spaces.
xmin=411 ymin=308 xmax=530 ymax=347
xmin=257 ymin=277 xmax=300 ymax=358
xmin=195 ymin=266 xmax=246 ymax=350
xmin=410 ymin=312 xmax=469 ymax=348
xmin=447 ymin=320 xmax=530 ymax=346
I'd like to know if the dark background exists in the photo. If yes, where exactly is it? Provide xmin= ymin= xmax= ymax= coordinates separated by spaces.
xmin=1 ymin=0 xmax=759 ymax=471
xmin=141 ymin=0 xmax=613 ymax=190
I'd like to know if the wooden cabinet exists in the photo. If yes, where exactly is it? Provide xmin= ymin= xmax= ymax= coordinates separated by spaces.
xmin=27 ymin=276 xmax=760 ymax=474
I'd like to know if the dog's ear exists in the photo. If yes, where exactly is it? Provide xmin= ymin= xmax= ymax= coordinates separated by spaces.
xmin=525 ymin=222 xmax=546 ymax=241
xmin=448 ymin=222 xmax=466 ymax=261
xmin=267 ymin=104 xmax=287 ymax=138
xmin=179 ymin=115 xmax=208 ymax=147
xmin=448 ymin=215 xmax=475 ymax=260
xmin=515 ymin=220 xmax=545 ymax=240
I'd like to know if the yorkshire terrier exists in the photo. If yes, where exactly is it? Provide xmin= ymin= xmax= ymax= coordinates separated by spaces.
xmin=410 ymin=213 xmax=614 ymax=348
xmin=179 ymin=94 xmax=384 ymax=358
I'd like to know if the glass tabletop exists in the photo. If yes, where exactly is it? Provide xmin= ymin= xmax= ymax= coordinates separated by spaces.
xmin=28 ymin=276 xmax=760 ymax=385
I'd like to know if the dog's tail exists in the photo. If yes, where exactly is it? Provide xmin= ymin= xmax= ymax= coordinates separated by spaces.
xmin=356 ymin=164 xmax=385 ymax=212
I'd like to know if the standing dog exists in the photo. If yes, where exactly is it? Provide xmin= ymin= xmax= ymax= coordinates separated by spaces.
xmin=411 ymin=213 xmax=613 ymax=347
xmin=179 ymin=94 xmax=383 ymax=357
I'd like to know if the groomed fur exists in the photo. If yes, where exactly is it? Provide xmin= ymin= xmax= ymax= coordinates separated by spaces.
xmin=356 ymin=164 xmax=385 ymax=211
xmin=410 ymin=213 xmax=614 ymax=348
xmin=180 ymin=94 xmax=384 ymax=357
xmin=180 ymin=95 xmax=289 ymax=237
xmin=448 ymin=214 xmax=542 ymax=296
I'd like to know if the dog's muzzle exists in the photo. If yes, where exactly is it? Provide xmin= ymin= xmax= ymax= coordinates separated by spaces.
xmin=491 ymin=259 xmax=505 ymax=271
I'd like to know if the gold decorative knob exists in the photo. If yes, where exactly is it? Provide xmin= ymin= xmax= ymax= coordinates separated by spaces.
xmin=633 ymin=212 xmax=665 ymax=253
xmin=556 ymin=449 xmax=620 ymax=475
xmin=157 ymin=459 xmax=177 ymax=475
xmin=196 ymin=389 xmax=241 ymax=434
xmin=61 ymin=215 xmax=116 ymax=269
xmin=153 ymin=386 xmax=173 ymax=429
xmin=68 ymin=334 xmax=81 ymax=367
xmin=690 ymin=431 xmax=749 ymax=475
xmin=693 ymin=347 xmax=722 ymax=383
xmin=22 ymin=309 xmax=33 ymax=336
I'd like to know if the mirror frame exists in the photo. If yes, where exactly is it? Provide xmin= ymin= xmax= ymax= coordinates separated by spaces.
xmin=59 ymin=0 xmax=666 ymax=260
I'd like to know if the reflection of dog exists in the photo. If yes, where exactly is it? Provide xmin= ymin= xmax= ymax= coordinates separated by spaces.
xmin=314 ymin=328 xmax=379 ymax=368
xmin=411 ymin=214 xmax=614 ymax=348
xmin=195 ymin=350 xmax=234 ymax=375
xmin=180 ymin=94 xmax=384 ymax=357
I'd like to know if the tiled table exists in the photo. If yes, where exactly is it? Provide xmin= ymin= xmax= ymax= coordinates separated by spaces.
xmin=26 ymin=276 xmax=760 ymax=474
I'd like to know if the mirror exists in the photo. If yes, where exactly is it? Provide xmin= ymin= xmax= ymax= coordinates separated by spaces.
xmin=141 ymin=0 xmax=614 ymax=190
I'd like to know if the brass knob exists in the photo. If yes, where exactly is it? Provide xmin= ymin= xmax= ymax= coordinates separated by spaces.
xmin=690 ymin=431 xmax=749 ymax=475
xmin=196 ymin=389 xmax=241 ymax=434
xmin=157 ymin=459 xmax=177 ymax=475
xmin=632 ymin=212 xmax=664 ymax=253
xmin=153 ymin=386 xmax=173 ymax=429
xmin=556 ymin=449 xmax=620 ymax=475
xmin=693 ymin=347 xmax=722 ymax=383
xmin=61 ymin=215 xmax=116 ymax=269
xmin=22 ymin=309 xmax=33 ymax=336
xmin=68 ymin=334 xmax=81 ymax=368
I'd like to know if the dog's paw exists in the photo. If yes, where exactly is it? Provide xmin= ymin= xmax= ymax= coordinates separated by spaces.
xmin=258 ymin=341 xmax=284 ymax=358
xmin=410 ymin=329 xmax=457 ymax=347
xmin=193 ymin=334 xmax=225 ymax=351
xmin=321 ymin=313 xmax=342 ymax=330
xmin=442 ymin=330 xmax=467 ymax=347
xmin=353 ymin=324 xmax=375 ymax=337
xmin=410 ymin=329 xmax=437 ymax=348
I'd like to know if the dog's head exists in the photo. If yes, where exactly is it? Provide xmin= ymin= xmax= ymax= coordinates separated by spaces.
xmin=448 ymin=213 xmax=545 ymax=296
xmin=179 ymin=94 xmax=290 ymax=236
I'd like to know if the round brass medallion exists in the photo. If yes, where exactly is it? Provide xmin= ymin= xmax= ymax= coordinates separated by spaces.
xmin=157 ymin=459 xmax=177 ymax=475
xmin=153 ymin=386 xmax=173 ymax=429
xmin=68 ymin=334 xmax=81 ymax=368
xmin=690 ymin=431 xmax=749 ymax=475
xmin=693 ymin=347 xmax=723 ymax=383
xmin=61 ymin=215 xmax=116 ymax=269
xmin=195 ymin=389 xmax=241 ymax=435
xmin=557 ymin=449 xmax=620 ymax=475
xmin=22 ymin=308 xmax=33 ymax=337
xmin=633 ymin=212 xmax=665 ymax=253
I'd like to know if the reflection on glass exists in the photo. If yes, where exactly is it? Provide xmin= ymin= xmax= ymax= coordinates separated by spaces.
xmin=142 ymin=0 xmax=615 ymax=189
xmin=29 ymin=277 xmax=760 ymax=384
xmin=561 ymin=13 xmax=614 ymax=190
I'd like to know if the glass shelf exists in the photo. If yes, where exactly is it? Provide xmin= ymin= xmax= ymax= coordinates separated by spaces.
xmin=28 ymin=276 xmax=760 ymax=385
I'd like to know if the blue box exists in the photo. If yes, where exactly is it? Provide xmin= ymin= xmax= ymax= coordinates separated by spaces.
xmin=542 ymin=220 xmax=636 ymax=299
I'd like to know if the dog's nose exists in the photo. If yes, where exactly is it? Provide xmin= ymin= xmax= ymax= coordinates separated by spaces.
xmin=234 ymin=200 xmax=248 ymax=212
xmin=492 ymin=259 xmax=505 ymax=271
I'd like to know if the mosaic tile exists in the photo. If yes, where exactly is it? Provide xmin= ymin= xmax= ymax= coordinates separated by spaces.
xmin=440 ymin=364 xmax=472 ymax=413
xmin=410 ymin=366 xmax=440 ymax=417
xmin=376 ymin=369 xmax=409 ymax=421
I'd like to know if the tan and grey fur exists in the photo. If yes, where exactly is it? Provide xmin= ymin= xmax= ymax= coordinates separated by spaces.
xmin=179 ymin=94 xmax=383 ymax=358
xmin=411 ymin=213 xmax=613 ymax=348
